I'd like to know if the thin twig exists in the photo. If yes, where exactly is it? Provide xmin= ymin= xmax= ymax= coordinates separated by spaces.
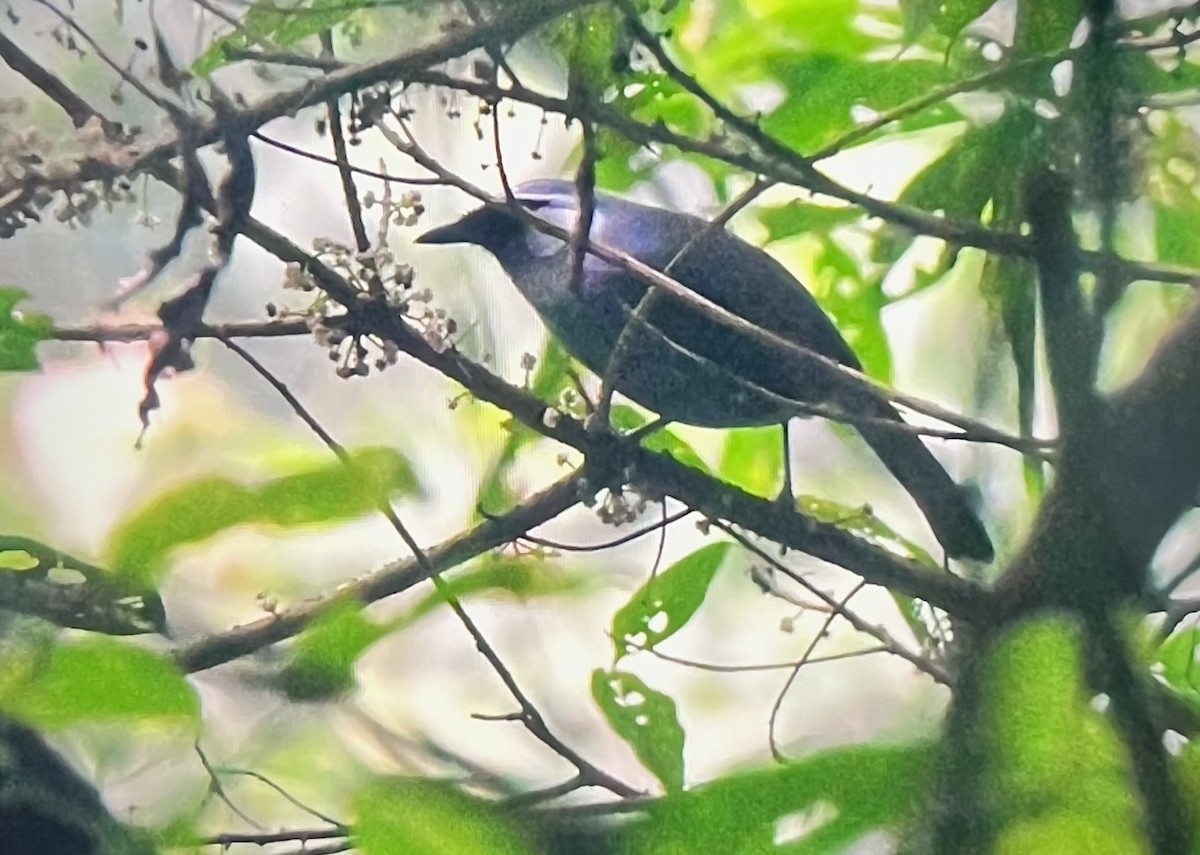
xmin=216 ymin=337 xmax=641 ymax=799
xmin=625 ymin=637 xmax=887 ymax=673
xmin=715 ymin=522 xmax=953 ymax=686
xmin=768 ymin=581 xmax=866 ymax=761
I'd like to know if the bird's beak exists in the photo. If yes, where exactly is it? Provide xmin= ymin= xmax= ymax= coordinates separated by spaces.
xmin=414 ymin=217 xmax=471 ymax=245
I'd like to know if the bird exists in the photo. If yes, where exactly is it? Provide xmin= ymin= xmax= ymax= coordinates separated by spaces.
xmin=416 ymin=179 xmax=992 ymax=562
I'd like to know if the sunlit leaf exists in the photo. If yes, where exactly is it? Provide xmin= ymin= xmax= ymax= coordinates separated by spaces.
xmin=719 ymin=426 xmax=784 ymax=498
xmin=611 ymin=541 xmax=731 ymax=659
xmin=0 ymin=639 xmax=198 ymax=729
xmin=591 ymin=668 xmax=685 ymax=792
xmin=694 ymin=0 xmax=878 ymax=85
xmin=611 ymin=405 xmax=712 ymax=475
xmin=353 ymin=778 xmax=532 ymax=855
xmin=1158 ymin=626 xmax=1200 ymax=703
xmin=0 ymin=286 xmax=52 ymax=371
xmin=108 ymin=447 xmax=420 ymax=587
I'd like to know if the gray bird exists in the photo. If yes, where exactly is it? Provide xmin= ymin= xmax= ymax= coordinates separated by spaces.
xmin=417 ymin=179 xmax=992 ymax=561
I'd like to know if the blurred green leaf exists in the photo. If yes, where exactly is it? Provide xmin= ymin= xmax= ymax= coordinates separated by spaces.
xmin=353 ymin=778 xmax=532 ymax=855
xmin=279 ymin=601 xmax=384 ymax=701
xmin=595 ymin=126 xmax=647 ymax=192
xmin=617 ymin=72 xmax=711 ymax=138
xmin=898 ymin=109 xmax=1039 ymax=223
xmin=798 ymin=495 xmax=940 ymax=570
xmin=982 ymin=619 xmax=1143 ymax=853
xmin=934 ymin=0 xmax=998 ymax=38
xmin=899 ymin=0 xmax=943 ymax=44
xmin=591 ymin=668 xmax=685 ymax=792
xmin=1014 ymin=0 xmax=1083 ymax=54
xmin=548 ymin=6 xmax=627 ymax=98
xmin=611 ymin=405 xmax=712 ymax=475
xmin=108 ymin=446 xmax=420 ymax=587
xmin=0 ymin=286 xmax=52 ymax=371
xmin=1154 ymin=168 xmax=1200 ymax=268
xmin=398 ymin=554 xmax=592 ymax=628
xmin=719 ymin=426 xmax=784 ymax=498
xmin=806 ymin=239 xmax=892 ymax=382
xmin=758 ymin=201 xmax=861 ymax=244
xmin=694 ymin=0 xmax=877 ymax=85
xmin=0 ymin=639 xmax=198 ymax=729
xmin=624 ymin=742 xmax=934 ymax=852
xmin=192 ymin=0 xmax=392 ymax=76
xmin=611 ymin=541 xmax=731 ymax=659
xmin=981 ymin=235 xmax=1043 ymax=500
xmin=1124 ymin=52 xmax=1200 ymax=98
xmin=1157 ymin=626 xmax=1200 ymax=703
xmin=1144 ymin=115 xmax=1200 ymax=269
xmin=761 ymin=54 xmax=951 ymax=154
xmin=475 ymin=338 xmax=573 ymax=515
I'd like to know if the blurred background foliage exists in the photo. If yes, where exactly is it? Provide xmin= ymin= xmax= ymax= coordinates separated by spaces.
xmin=1 ymin=0 xmax=1200 ymax=853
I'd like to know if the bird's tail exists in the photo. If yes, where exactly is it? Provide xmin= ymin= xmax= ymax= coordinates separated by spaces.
xmin=851 ymin=399 xmax=993 ymax=562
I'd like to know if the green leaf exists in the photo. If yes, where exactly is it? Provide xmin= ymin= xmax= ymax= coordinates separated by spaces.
xmin=0 ymin=286 xmax=52 ymax=371
xmin=982 ymin=619 xmax=1143 ymax=853
xmin=475 ymin=338 xmax=573 ymax=516
xmin=595 ymin=127 xmax=647 ymax=191
xmin=761 ymin=54 xmax=951 ymax=154
xmin=548 ymin=6 xmax=627 ymax=98
xmin=934 ymin=0 xmax=998 ymax=38
xmin=616 ymin=72 xmax=712 ymax=139
xmin=719 ymin=426 xmax=784 ymax=498
xmin=1014 ymin=0 xmax=1083 ymax=54
xmin=108 ymin=446 xmax=420 ymax=587
xmin=693 ymin=0 xmax=877 ymax=87
xmin=624 ymin=742 xmax=935 ymax=853
xmin=806 ymin=239 xmax=893 ymax=382
xmin=610 ymin=405 xmax=712 ymax=475
xmin=1124 ymin=52 xmax=1200 ymax=99
xmin=192 ymin=0 xmax=392 ymax=76
xmin=980 ymin=231 xmax=1043 ymax=500
xmin=798 ymin=495 xmax=940 ymax=570
xmin=353 ymin=778 xmax=533 ymax=855
xmin=398 ymin=554 xmax=592 ymax=628
xmin=278 ymin=601 xmax=384 ymax=700
xmin=1158 ymin=626 xmax=1200 ymax=703
xmin=0 ymin=638 xmax=198 ymax=729
xmin=898 ymin=109 xmax=1039 ymax=221
xmin=591 ymin=668 xmax=685 ymax=792
xmin=899 ymin=0 xmax=944 ymax=44
xmin=611 ymin=542 xmax=731 ymax=659
xmin=1154 ymin=190 xmax=1200 ymax=269
xmin=758 ymin=201 xmax=861 ymax=244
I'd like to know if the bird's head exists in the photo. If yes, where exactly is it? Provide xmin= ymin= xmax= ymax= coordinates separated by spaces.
xmin=415 ymin=180 xmax=582 ymax=260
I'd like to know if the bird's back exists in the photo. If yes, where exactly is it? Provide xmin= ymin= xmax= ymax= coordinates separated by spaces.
xmin=587 ymin=191 xmax=862 ymax=424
